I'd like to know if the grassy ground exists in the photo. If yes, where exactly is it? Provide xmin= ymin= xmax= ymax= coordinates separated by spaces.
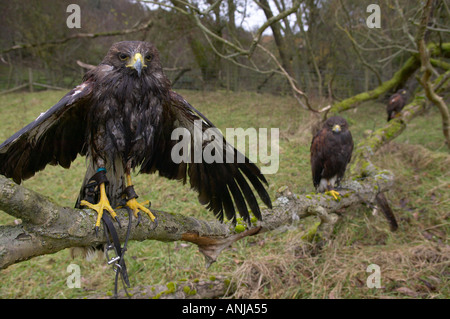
xmin=0 ymin=89 xmax=448 ymax=299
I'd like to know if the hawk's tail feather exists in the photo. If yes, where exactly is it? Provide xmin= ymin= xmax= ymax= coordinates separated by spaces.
xmin=70 ymin=245 xmax=105 ymax=261
xmin=375 ymin=192 xmax=398 ymax=231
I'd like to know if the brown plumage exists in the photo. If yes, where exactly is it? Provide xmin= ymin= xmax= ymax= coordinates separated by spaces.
xmin=0 ymin=41 xmax=272 ymax=225
xmin=387 ymin=89 xmax=407 ymax=121
xmin=310 ymin=116 xmax=353 ymax=192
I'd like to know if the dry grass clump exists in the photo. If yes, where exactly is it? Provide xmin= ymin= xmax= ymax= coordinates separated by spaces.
xmin=376 ymin=143 xmax=450 ymax=172
xmin=228 ymin=230 xmax=449 ymax=299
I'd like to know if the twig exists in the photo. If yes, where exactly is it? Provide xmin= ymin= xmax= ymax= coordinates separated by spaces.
xmin=416 ymin=0 xmax=450 ymax=148
xmin=1 ymin=19 xmax=153 ymax=54
xmin=257 ymin=44 xmax=318 ymax=112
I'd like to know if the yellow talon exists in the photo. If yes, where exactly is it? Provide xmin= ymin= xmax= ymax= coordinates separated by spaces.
xmin=126 ymin=198 xmax=155 ymax=222
xmin=80 ymin=183 xmax=117 ymax=228
xmin=125 ymin=173 xmax=155 ymax=222
xmin=326 ymin=190 xmax=341 ymax=201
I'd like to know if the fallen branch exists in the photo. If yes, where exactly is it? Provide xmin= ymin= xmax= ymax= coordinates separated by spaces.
xmin=0 ymin=164 xmax=393 ymax=270
xmin=31 ymin=83 xmax=66 ymax=91
xmin=0 ymin=84 xmax=28 ymax=95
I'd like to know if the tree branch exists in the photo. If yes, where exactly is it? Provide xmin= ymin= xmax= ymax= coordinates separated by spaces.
xmin=336 ymin=0 xmax=383 ymax=85
xmin=1 ymin=19 xmax=153 ymax=54
xmin=416 ymin=0 xmax=450 ymax=148
xmin=327 ymin=43 xmax=450 ymax=116
xmin=144 ymin=0 xmax=314 ymax=112
xmin=0 ymin=163 xmax=394 ymax=270
xmin=257 ymin=44 xmax=318 ymax=112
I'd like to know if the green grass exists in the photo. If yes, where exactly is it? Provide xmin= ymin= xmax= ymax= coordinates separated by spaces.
xmin=0 ymin=89 xmax=448 ymax=299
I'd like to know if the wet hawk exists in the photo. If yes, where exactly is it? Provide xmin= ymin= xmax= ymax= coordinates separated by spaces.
xmin=0 ymin=41 xmax=272 ymax=231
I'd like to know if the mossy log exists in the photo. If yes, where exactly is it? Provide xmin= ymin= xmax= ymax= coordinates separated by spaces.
xmin=350 ymin=70 xmax=449 ymax=178
xmin=327 ymin=43 xmax=450 ymax=115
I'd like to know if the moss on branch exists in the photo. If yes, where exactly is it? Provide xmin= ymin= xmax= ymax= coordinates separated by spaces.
xmin=327 ymin=43 xmax=450 ymax=116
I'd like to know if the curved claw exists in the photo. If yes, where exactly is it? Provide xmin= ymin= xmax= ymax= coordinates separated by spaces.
xmin=136 ymin=212 xmax=142 ymax=227
xmin=80 ymin=183 xmax=118 ymax=229
xmin=126 ymin=198 xmax=156 ymax=223
xmin=81 ymin=199 xmax=118 ymax=228
xmin=150 ymin=216 xmax=158 ymax=231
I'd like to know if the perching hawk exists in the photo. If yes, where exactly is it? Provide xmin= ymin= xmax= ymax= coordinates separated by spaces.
xmin=0 ymin=41 xmax=272 ymax=231
xmin=310 ymin=116 xmax=353 ymax=199
xmin=387 ymin=89 xmax=407 ymax=121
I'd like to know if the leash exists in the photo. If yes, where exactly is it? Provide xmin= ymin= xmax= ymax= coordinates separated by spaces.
xmin=102 ymin=209 xmax=132 ymax=298
xmin=82 ymin=169 xmax=132 ymax=298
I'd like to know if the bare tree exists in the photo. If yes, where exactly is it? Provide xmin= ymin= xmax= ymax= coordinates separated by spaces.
xmin=329 ymin=0 xmax=450 ymax=146
xmin=416 ymin=0 xmax=450 ymax=147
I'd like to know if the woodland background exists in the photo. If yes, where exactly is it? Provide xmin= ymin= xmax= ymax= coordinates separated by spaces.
xmin=0 ymin=0 xmax=448 ymax=299
xmin=2 ymin=0 xmax=447 ymax=97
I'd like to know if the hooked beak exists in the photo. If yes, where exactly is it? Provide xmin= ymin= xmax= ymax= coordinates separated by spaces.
xmin=332 ymin=124 xmax=341 ymax=133
xmin=126 ymin=53 xmax=147 ymax=76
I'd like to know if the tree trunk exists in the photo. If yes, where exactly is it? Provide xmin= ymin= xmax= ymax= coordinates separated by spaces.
xmin=258 ymin=0 xmax=294 ymax=77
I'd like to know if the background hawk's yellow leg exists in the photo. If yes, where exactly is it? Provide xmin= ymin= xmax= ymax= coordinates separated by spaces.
xmin=80 ymin=183 xmax=118 ymax=228
xmin=125 ymin=174 xmax=156 ymax=222
xmin=326 ymin=190 xmax=341 ymax=201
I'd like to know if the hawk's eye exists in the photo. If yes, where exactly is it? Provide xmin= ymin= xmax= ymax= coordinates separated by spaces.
xmin=145 ymin=55 xmax=151 ymax=62
xmin=118 ymin=53 xmax=128 ymax=61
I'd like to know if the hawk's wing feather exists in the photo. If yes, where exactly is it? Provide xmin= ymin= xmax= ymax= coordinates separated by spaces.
xmin=142 ymin=91 xmax=272 ymax=223
xmin=0 ymin=81 xmax=93 ymax=184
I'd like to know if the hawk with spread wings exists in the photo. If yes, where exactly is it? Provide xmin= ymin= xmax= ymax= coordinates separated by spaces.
xmin=0 ymin=41 xmax=272 ymax=231
xmin=310 ymin=116 xmax=353 ymax=199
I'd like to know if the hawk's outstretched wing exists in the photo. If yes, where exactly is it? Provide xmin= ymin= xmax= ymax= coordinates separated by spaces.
xmin=0 ymin=81 xmax=93 ymax=184
xmin=141 ymin=91 xmax=272 ymax=223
